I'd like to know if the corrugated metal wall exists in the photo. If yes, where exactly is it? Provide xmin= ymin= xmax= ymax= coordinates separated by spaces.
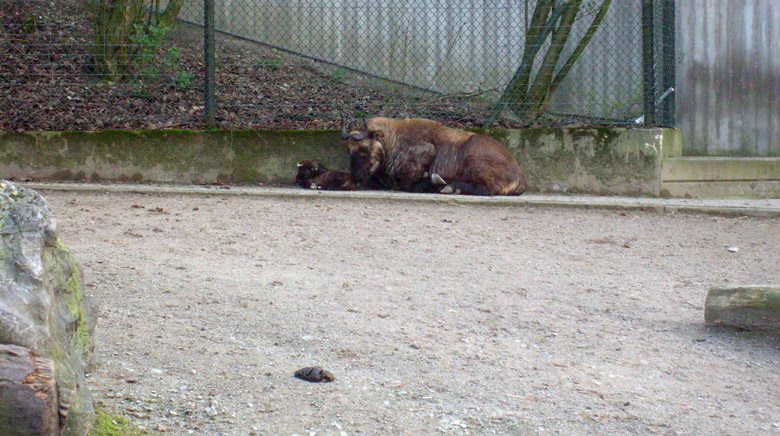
xmin=677 ymin=0 xmax=780 ymax=156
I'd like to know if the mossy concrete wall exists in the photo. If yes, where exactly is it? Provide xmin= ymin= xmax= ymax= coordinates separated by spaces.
xmin=0 ymin=129 xmax=348 ymax=185
xmin=0 ymin=127 xmax=681 ymax=196
xmin=480 ymin=127 xmax=681 ymax=196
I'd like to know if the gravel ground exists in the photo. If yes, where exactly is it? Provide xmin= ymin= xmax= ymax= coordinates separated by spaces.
xmin=44 ymin=189 xmax=780 ymax=436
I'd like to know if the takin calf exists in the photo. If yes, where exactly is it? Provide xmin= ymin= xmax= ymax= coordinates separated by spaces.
xmin=295 ymin=160 xmax=356 ymax=191
xmin=341 ymin=117 xmax=526 ymax=196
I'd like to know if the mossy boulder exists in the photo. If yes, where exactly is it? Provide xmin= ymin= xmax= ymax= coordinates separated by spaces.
xmin=0 ymin=180 xmax=97 ymax=436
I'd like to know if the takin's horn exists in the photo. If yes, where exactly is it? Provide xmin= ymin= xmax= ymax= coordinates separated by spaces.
xmin=349 ymin=118 xmax=370 ymax=141
xmin=340 ymin=115 xmax=351 ymax=140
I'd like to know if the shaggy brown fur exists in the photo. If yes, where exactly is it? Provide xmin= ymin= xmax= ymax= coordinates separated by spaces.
xmin=342 ymin=117 xmax=526 ymax=196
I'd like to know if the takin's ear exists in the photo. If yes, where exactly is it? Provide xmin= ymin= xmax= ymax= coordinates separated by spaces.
xmin=371 ymin=130 xmax=385 ymax=140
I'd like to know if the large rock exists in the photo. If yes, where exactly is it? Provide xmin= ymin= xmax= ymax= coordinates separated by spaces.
xmin=0 ymin=181 xmax=96 ymax=436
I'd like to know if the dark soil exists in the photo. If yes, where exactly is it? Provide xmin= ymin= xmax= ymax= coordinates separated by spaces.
xmin=1 ymin=0 xmax=586 ymax=132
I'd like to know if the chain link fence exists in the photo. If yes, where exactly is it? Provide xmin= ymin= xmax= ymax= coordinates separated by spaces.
xmin=1 ymin=0 xmax=674 ymax=131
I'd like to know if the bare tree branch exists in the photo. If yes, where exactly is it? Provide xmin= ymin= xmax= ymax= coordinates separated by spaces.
xmin=485 ymin=0 xmax=611 ymax=126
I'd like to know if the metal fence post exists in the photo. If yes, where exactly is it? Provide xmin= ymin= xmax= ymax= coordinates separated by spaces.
xmin=641 ymin=0 xmax=657 ymax=126
xmin=661 ymin=0 xmax=676 ymax=126
xmin=204 ymin=0 xmax=216 ymax=127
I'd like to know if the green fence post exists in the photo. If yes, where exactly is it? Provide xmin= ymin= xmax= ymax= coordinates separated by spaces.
xmin=641 ymin=0 xmax=657 ymax=126
xmin=204 ymin=0 xmax=216 ymax=127
xmin=661 ymin=0 xmax=676 ymax=126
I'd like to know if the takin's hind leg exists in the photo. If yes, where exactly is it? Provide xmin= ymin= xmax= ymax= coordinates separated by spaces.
xmin=431 ymin=173 xmax=447 ymax=186
xmin=439 ymin=181 xmax=492 ymax=196
xmin=431 ymin=173 xmax=492 ymax=195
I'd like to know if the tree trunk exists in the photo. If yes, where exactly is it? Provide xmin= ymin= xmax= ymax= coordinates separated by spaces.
xmin=0 ymin=345 xmax=58 ymax=436
xmin=548 ymin=0 xmax=612 ymax=93
xmin=490 ymin=0 xmax=557 ymax=124
xmin=155 ymin=0 xmax=186 ymax=30
xmin=705 ymin=286 xmax=780 ymax=333
xmin=90 ymin=0 xmax=144 ymax=81
xmin=515 ymin=0 xmax=582 ymax=121
xmin=90 ymin=0 xmax=185 ymax=81
xmin=510 ymin=0 xmax=555 ymax=104
xmin=486 ymin=0 xmax=612 ymax=126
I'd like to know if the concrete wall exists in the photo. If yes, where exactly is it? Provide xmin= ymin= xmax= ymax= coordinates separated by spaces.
xmin=494 ymin=127 xmax=680 ymax=196
xmin=0 ymin=130 xmax=348 ymax=185
xmin=0 ymin=127 xmax=680 ymax=196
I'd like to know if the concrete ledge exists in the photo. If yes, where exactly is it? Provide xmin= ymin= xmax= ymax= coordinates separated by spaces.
xmin=20 ymin=182 xmax=780 ymax=218
xmin=661 ymin=181 xmax=780 ymax=199
xmin=662 ymin=157 xmax=780 ymax=181
xmin=661 ymin=157 xmax=780 ymax=198
xmin=0 ymin=127 xmax=679 ymax=197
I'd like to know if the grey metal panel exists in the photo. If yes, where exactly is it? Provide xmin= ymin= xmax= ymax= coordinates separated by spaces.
xmin=677 ymin=0 xmax=780 ymax=156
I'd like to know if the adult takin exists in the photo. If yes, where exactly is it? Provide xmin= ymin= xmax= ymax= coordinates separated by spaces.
xmin=295 ymin=160 xmax=356 ymax=191
xmin=341 ymin=117 xmax=526 ymax=196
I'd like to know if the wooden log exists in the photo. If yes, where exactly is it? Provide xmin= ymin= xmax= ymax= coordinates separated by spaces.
xmin=0 ymin=344 xmax=58 ymax=436
xmin=705 ymin=286 xmax=780 ymax=333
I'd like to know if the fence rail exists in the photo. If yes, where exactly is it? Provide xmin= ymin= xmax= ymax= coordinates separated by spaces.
xmin=0 ymin=0 xmax=674 ymax=131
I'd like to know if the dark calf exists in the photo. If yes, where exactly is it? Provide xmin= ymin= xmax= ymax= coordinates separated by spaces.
xmin=296 ymin=160 xmax=356 ymax=191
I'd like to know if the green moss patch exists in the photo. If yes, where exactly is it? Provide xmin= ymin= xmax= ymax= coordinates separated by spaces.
xmin=90 ymin=408 xmax=158 ymax=436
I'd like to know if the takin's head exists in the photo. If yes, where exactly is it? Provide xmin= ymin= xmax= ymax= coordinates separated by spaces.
xmin=340 ymin=118 xmax=385 ymax=185
xmin=295 ymin=160 xmax=328 ymax=182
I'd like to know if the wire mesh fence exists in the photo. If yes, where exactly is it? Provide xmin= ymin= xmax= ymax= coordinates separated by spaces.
xmin=0 ymin=0 xmax=675 ymax=131
xmin=0 ymin=0 xmax=206 ymax=130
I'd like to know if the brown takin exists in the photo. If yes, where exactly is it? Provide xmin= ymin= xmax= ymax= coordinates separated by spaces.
xmin=341 ymin=117 xmax=526 ymax=196
xmin=295 ymin=160 xmax=356 ymax=191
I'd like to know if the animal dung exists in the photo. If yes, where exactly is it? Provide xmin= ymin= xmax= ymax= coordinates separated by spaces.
xmin=294 ymin=366 xmax=335 ymax=383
